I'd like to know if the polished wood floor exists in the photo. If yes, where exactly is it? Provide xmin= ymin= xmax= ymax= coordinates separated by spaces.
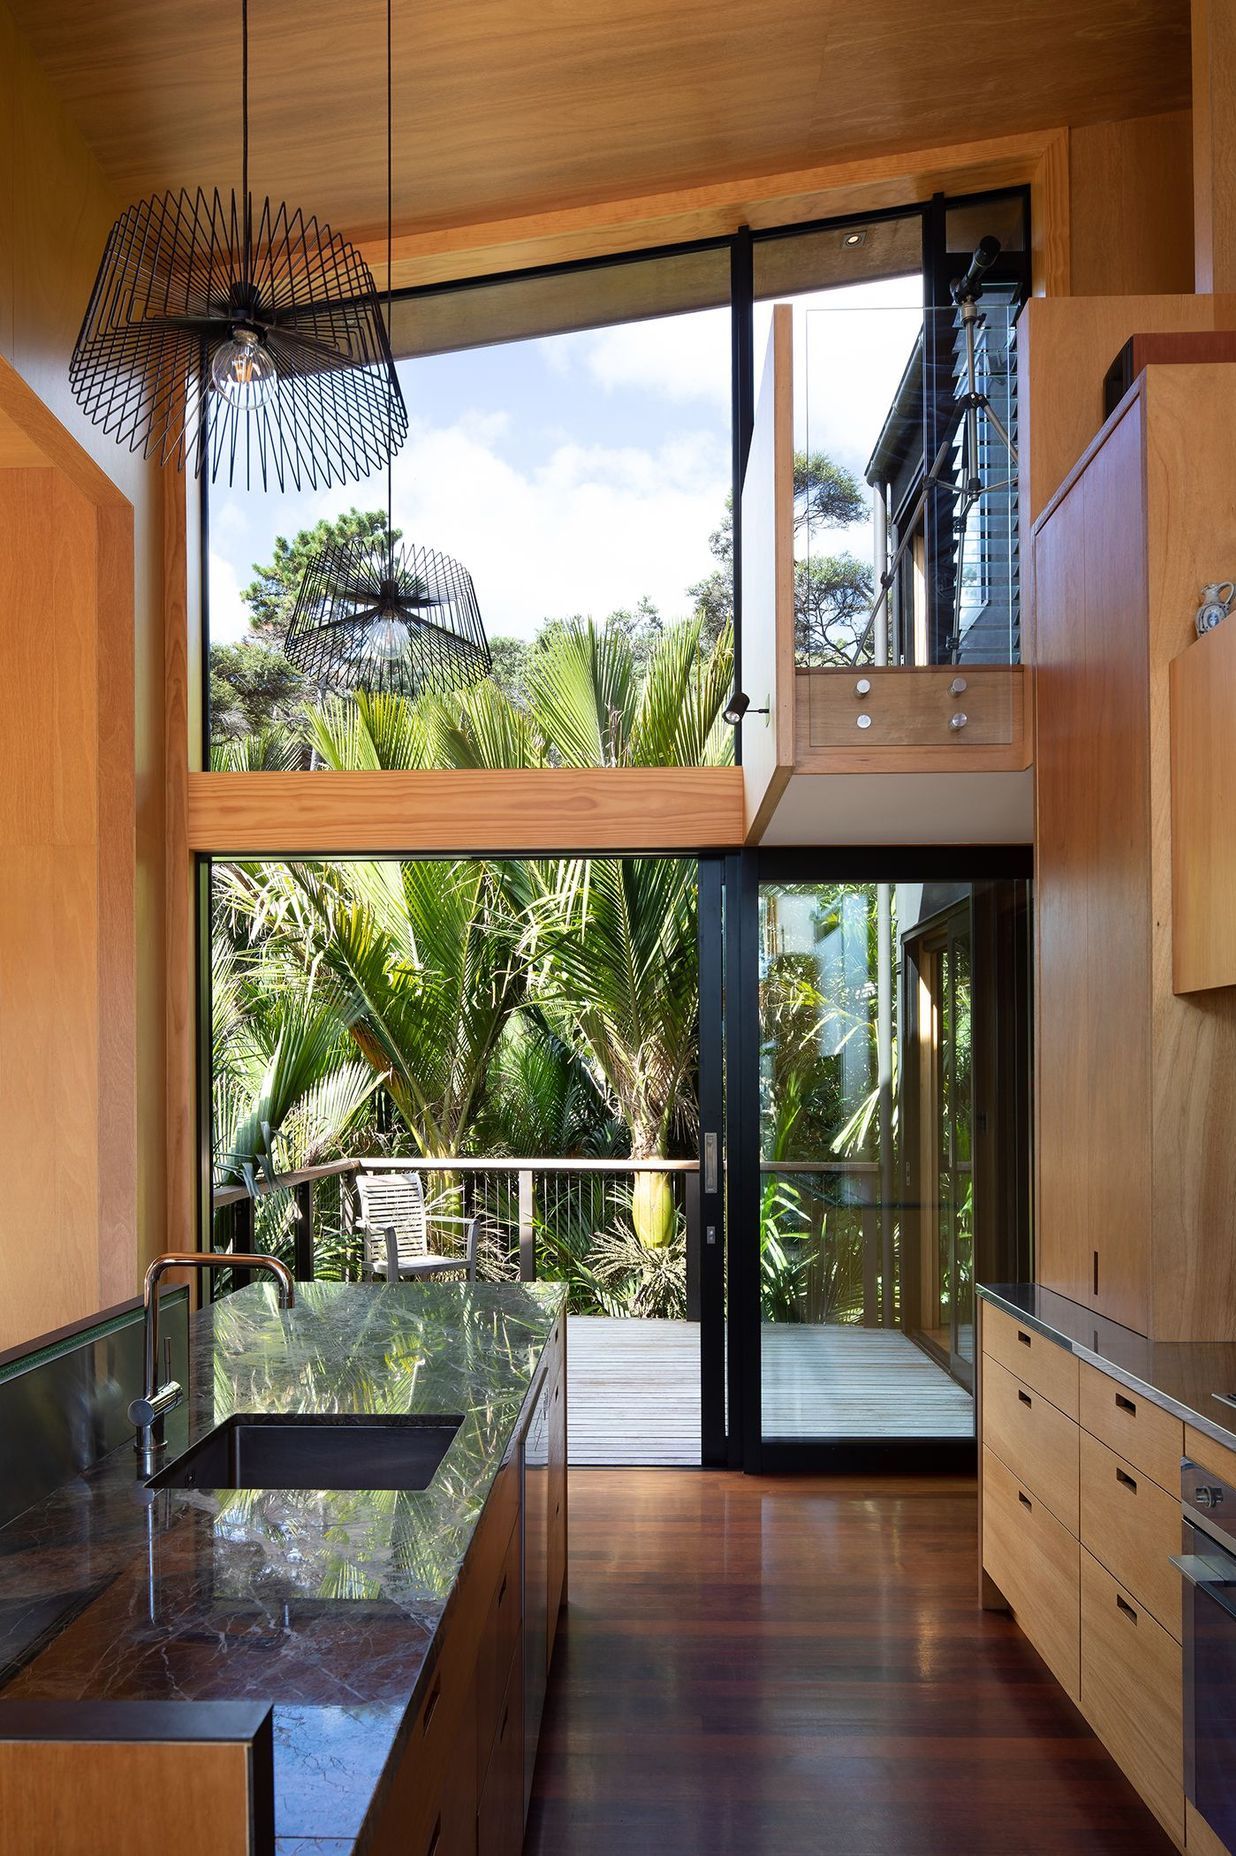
xmin=525 ymin=1471 xmax=1176 ymax=1855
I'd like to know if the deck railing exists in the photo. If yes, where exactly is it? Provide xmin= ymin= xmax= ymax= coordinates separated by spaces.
xmin=212 ymin=1156 xmax=701 ymax=1317
xmin=759 ymin=1159 xmax=897 ymax=1329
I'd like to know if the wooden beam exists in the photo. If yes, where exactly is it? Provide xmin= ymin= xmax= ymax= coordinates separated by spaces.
xmin=1031 ymin=131 xmax=1071 ymax=297
xmin=1192 ymin=0 xmax=1236 ymax=292
xmin=187 ymin=769 xmax=746 ymax=855
xmin=366 ymin=130 xmax=1063 ymax=290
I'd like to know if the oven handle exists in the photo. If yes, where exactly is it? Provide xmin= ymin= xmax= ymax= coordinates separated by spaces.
xmin=1172 ymin=1553 xmax=1236 ymax=1623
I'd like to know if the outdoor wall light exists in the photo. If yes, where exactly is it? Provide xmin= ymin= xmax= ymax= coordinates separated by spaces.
xmin=723 ymin=691 xmax=770 ymax=726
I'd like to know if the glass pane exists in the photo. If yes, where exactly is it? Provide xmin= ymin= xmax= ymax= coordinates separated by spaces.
xmin=205 ymin=259 xmax=732 ymax=766
xmin=951 ymin=934 xmax=974 ymax=1364
xmin=758 ymin=880 xmax=975 ymax=1444
xmin=793 ymin=293 xmax=1020 ymax=687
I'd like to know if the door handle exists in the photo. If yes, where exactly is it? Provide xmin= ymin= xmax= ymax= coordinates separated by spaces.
xmin=703 ymin=1132 xmax=719 ymax=1195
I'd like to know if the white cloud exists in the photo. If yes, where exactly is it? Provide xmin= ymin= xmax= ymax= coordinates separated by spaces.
xmin=578 ymin=308 xmax=732 ymax=407
xmin=207 ymin=550 xmax=250 ymax=644
xmin=367 ymin=417 xmax=730 ymax=637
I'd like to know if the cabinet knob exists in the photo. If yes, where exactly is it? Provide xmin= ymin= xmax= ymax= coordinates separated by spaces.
xmin=855 ymin=677 xmax=871 ymax=697
xmin=949 ymin=676 xmax=968 ymax=695
xmin=857 ymin=713 xmax=873 ymax=730
xmin=949 ymin=712 xmax=969 ymax=731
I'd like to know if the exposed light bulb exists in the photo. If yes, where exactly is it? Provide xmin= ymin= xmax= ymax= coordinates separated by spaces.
xmin=365 ymin=614 xmax=409 ymax=662
xmin=210 ymin=327 xmax=277 ymax=408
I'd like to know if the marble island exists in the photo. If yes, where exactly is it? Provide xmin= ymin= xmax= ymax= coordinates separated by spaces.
xmin=0 ymin=1281 xmax=568 ymax=1854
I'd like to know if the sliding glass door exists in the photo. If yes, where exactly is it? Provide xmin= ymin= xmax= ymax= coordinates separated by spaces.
xmin=725 ymin=850 xmax=1031 ymax=1471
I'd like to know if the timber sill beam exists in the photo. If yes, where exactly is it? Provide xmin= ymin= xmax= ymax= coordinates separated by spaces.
xmin=186 ymin=767 xmax=746 ymax=856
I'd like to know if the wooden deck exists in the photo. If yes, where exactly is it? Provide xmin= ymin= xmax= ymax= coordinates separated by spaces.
xmin=566 ymin=1318 xmax=974 ymax=1466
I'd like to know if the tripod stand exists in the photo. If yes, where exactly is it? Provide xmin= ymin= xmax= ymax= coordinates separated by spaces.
xmin=860 ymin=237 xmax=1018 ymax=665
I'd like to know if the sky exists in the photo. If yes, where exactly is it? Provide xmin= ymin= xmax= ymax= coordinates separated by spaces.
xmin=208 ymin=274 xmax=924 ymax=647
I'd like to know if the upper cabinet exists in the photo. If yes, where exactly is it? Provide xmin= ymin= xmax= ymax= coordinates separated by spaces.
xmin=1170 ymin=618 xmax=1236 ymax=993
xmin=1032 ymin=360 xmax=1236 ymax=1342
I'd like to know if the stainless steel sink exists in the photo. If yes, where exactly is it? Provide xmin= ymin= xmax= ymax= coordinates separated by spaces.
xmin=148 ymin=1413 xmax=463 ymax=1491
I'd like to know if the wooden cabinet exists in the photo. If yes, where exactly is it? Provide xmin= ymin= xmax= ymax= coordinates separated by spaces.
xmin=372 ymin=1323 xmax=567 ymax=1856
xmin=981 ymin=1303 xmax=1078 ymax=1417
xmin=1031 ymin=362 xmax=1236 ymax=1341
xmin=980 ymin=1306 xmax=1191 ymax=1848
xmin=1170 ymin=618 xmax=1236 ymax=993
xmin=983 ymin=1355 xmax=1079 ymax=1532
xmin=1080 ymin=1550 xmax=1183 ymax=1846
xmin=1079 ymin=1362 xmax=1184 ymax=1495
xmin=477 ymin=1647 xmax=524 ymax=1856
xmin=1079 ymin=1431 xmax=1182 ymax=1640
xmin=982 ymin=1444 xmax=1081 ymax=1702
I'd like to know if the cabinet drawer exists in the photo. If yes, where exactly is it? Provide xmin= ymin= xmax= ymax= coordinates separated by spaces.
xmin=982 ymin=1302 xmax=1078 ymax=1418
xmin=1185 ymin=1423 xmax=1236 ymax=1487
xmin=477 ymin=1645 xmax=524 ymax=1856
xmin=475 ymin=1514 xmax=522 ymax=1790
xmin=982 ymin=1445 xmax=1080 ymax=1703
xmin=983 ymin=1356 xmax=1079 ymax=1532
xmin=1079 ymin=1430 xmax=1181 ymax=1639
xmin=1080 ymin=1362 xmax=1184 ymax=1493
xmin=1080 ymin=1549 xmax=1183 ymax=1847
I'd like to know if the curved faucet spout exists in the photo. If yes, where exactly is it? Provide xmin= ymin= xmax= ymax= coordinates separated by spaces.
xmin=129 ymin=1250 xmax=296 ymax=1475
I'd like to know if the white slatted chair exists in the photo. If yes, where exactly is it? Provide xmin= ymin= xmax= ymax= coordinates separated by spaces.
xmin=354 ymin=1169 xmax=480 ymax=1283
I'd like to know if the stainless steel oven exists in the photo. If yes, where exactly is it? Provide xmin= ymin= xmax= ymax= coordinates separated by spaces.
xmin=1174 ymin=1456 xmax=1236 ymax=1846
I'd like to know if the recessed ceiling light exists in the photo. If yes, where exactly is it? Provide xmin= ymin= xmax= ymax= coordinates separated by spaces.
xmin=843 ymin=230 xmax=867 ymax=247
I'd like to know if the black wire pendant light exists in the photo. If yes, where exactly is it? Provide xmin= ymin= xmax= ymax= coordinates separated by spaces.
xmin=68 ymin=0 xmax=406 ymax=492
xmin=284 ymin=0 xmax=491 ymax=699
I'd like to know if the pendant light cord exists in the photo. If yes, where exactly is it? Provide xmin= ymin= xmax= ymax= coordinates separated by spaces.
xmin=386 ymin=0 xmax=394 ymax=569
xmin=241 ymin=0 xmax=252 ymax=272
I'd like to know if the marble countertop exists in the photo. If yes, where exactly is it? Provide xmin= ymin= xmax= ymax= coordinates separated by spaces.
xmin=0 ymin=1280 xmax=565 ymax=1853
xmin=979 ymin=1282 xmax=1236 ymax=1461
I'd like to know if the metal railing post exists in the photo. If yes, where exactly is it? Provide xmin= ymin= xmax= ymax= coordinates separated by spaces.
xmin=232 ymin=1195 xmax=255 ymax=1294
xmin=293 ymin=1178 xmax=314 ymax=1282
xmin=518 ymin=1168 xmax=536 ymax=1281
xmin=684 ymin=1169 xmax=701 ymax=1321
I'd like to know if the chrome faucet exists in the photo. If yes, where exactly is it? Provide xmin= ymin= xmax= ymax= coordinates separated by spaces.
xmin=128 ymin=1251 xmax=296 ymax=1476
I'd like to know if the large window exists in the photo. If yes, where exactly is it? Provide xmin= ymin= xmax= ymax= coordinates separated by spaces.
xmin=201 ymin=190 xmax=1030 ymax=759
xmin=205 ymin=246 xmax=734 ymax=766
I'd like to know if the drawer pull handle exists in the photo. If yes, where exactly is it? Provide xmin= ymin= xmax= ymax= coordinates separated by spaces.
xmin=422 ymin=1676 xmax=442 ymax=1733
xmin=1017 ymin=1389 xmax=1032 ymax=1407
xmin=1115 ymin=1393 xmax=1136 ymax=1415
xmin=1018 ymin=1491 xmax=1032 ymax=1510
xmin=1115 ymin=1593 xmax=1138 ymax=1624
xmin=1017 ymin=1330 xmax=1032 ymax=1348
xmin=426 ymin=1815 xmax=442 ymax=1856
xmin=1115 ymin=1466 xmax=1138 ymax=1493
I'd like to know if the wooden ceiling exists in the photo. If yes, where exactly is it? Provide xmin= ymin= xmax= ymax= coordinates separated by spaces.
xmin=12 ymin=0 xmax=1190 ymax=251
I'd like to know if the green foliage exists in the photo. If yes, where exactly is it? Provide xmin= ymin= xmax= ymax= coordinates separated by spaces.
xmin=210 ymin=639 xmax=309 ymax=743
xmin=688 ymin=451 xmax=872 ymax=654
xmin=242 ymin=508 xmax=395 ymax=645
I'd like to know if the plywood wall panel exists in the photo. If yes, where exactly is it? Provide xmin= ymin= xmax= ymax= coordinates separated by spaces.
xmin=1068 ymin=113 xmax=1194 ymax=298
xmin=0 ymin=463 xmax=134 ymax=1347
xmin=0 ymin=4 xmax=160 ymax=1328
